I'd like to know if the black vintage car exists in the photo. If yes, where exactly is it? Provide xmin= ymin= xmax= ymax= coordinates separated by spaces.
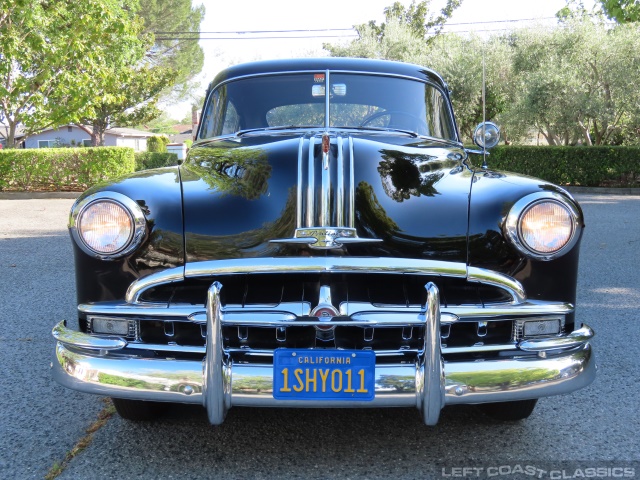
xmin=52 ymin=58 xmax=595 ymax=425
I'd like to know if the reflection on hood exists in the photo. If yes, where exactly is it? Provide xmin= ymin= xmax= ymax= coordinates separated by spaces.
xmin=184 ymin=146 xmax=272 ymax=200
xmin=377 ymin=149 xmax=445 ymax=202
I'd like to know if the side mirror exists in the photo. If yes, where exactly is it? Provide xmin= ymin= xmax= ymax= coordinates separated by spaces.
xmin=473 ymin=122 xmax=500 ymax=149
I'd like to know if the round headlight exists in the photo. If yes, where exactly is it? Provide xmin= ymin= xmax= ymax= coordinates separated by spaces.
xmin=78 ymin=201 xmax=133 ymax=254
xmin=520 ymin=202 xmax=573 ymax=254
xmin=504 ymin=192 xmax=582 ymax=261
xmin=70 ymin=192 xmax=146 ymax=259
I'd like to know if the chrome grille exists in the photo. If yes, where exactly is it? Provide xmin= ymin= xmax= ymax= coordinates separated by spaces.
xmin=111 ymin=273 xmax=518 ymax=354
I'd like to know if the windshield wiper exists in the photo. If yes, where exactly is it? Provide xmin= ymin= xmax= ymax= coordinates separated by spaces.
xmin=349 ymin=126 xmax=419 ymax=138
xmin=236 ymin=126 xmax=320 ymax=136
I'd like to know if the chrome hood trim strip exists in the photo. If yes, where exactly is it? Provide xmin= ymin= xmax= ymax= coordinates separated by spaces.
xmin=272 ymin=133 xmax=382 ymax=249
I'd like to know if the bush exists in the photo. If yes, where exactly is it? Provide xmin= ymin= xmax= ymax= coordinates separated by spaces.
xmin=486 ymin=146 xmax=640 ymax=187
xmin=147 ymin=135 xmax=169 ymax=153
xmin=134 ymin=152 xmax=179 ymax=171
xmin=0 ymin=147 xmax=135 ymax=191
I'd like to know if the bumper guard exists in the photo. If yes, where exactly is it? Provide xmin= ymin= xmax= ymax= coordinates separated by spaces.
xmin=52 ymin=282 xmax=596 ymax=426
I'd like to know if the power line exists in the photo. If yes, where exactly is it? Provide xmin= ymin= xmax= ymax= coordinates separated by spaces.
xmin=154 ymin=15 xmax=609 ymax=41
xmin=156 ymin=35 xmax=357 ymax=41
xmin=153 ymin=16 xmax=567 ymax=36
xmin=154 ymin=28 xmax=355 ymax=34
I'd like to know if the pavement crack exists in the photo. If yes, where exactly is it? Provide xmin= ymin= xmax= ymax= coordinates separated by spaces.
xmin=45 ymin=398 xmax=116 ymax=480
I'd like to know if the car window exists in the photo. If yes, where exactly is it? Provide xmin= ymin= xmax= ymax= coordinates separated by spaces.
xmin=222 ymin=101 xmax=240 ymax=135
xmin=266 ymin=104 xmax=324 ymax=127
xmin=199 ymin=72 xmax=455 ymax=140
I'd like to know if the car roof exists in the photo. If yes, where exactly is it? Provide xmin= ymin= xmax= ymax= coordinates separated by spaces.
xmin=209 ymin=57 xmax=449 ymax=91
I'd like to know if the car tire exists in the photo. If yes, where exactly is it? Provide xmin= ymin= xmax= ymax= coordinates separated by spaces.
xmin=479 ymin=399 xmax=538 ymax=421
xmin=111 ymin=398 xmax=168 ymax=421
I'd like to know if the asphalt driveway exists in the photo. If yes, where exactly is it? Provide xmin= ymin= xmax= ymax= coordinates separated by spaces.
xmin=0 ymin=194 xmax=638 ymax=479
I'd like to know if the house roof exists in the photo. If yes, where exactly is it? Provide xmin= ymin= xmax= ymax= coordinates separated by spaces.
xmin=106 ymin=127 xmax=155 ymax=138
xmin=3 ymin=124 xmax=155 ymax=141
xmin=171 ymin=124 xmax=193 ymax=134
xmin=0 ymin=124 xmax=26 ymax=140
xmin=168 ymin=132 xmax=194 ymax=144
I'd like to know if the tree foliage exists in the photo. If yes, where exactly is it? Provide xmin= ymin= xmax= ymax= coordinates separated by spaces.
xmin=424 ymin=35 xmax=513 ymax=141
xmin=80 ymin=60 xmax=173 ymax=146
xmin=0 ymin=0 xmax=143 ymax=147
xmin=504 ymin=20 xmax=640 ymax=145
xmin=325 ymin=3 xmax=640 ymax=146
xmin=80 ymin=0 xmax=205 ymax=146
xmin=599 ymin=0 xmax=640 ymax=22
xmin=324 ymin=0 xmax=463 ymax=60
xmin=0 ymin=0 xmax=205 ymax=148
xmin=138 ymin=0 xmax=205 ymax=102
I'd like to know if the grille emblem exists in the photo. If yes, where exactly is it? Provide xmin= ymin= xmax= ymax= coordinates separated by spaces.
xmin=311 ymin=285 xmax=339 ymax=335
xmin=295 ymin=227 xmax=356 ymax=249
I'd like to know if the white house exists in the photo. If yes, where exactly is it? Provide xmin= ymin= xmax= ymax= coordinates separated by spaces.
xmin=17 ymin=125 xmax=155 ymax=151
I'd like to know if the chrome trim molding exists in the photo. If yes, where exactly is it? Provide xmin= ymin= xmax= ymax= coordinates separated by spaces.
xmin=467 ymin=266 xmax=527 ymax=304
xmin=125 ymin=258 xmax=527 ymax=306
xmin=79 ymin=300 xmax=573 ymax=325
xmin=185 ymin=257 xmax=468 ymax=278
xmin=337 ymin=135 xmax=345 ymax=226
xmin=307 ymin=135 xmax=315 ymax=227
xmin=504 ymin=191 xmax=583 ymax=261
xmin=296 ymin=136 xmax=304 ymax=228
xmin=348 ymin=137 xmax=355 ymax=226
xmin=126 ymin=266 xmax=184 ymax=304
xmin=69 ymin=191 xmax=147 ymax=261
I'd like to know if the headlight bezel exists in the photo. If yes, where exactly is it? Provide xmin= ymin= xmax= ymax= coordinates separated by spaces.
xmin=69 ymin=191 xmax=147 ymax=260
xmin=504 ymin=191 xmax=582 ymax=261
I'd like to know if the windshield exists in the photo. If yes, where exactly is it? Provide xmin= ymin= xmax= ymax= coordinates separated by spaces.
xmin=198 ymin=72 xmax=456 ymax=141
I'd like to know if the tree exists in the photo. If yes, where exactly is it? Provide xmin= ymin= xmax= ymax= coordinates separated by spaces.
xmin=324 ymin=0 xmax=463 ymax=61
xmin=141 ymin=112 xmax=182 ymax=134
xmin=138 ymin=0 xmax=205 ymax=103
xmin=80 ymin=0 xmax=205 ymax=146
xmin=79 ymin=62 xmax=173 ymax=146
xmin=505 ymin=20 xmax=640 ymax=145
xmin=324 ymin=16 xmax=424 ymax=62
xmin=424 ymin=34 xmax=513 ymax=142
xmin=0 ymin=0 xmax=144 ymax=148
xmin=599 ymin=0 xmax=640 ymax=22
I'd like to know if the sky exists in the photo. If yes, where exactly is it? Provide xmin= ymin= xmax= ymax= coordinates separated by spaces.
xmin=165 ymin=0 xmax=597 ymax=119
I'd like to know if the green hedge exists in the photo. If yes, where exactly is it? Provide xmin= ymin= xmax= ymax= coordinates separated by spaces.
xmin=0 ymin=147 xmax=135 ymax=191
xmin=487 ymin=146 xmax=640 ymax=187
xmin=134 ymin=152 xmax=179 ymax=171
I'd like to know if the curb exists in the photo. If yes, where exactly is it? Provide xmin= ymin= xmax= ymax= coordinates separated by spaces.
xmin=565 ymin=186 xmax=640 ymax=195
xmin=0 ymin=192 xmax=80 ymax=200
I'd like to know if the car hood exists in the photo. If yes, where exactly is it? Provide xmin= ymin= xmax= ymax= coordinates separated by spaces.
xmin=180 ymin=132 xmax=472 ymax=263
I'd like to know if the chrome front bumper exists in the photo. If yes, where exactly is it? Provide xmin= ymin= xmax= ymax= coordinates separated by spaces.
xmin=52 ymin=282 xmax=596 ymax=426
